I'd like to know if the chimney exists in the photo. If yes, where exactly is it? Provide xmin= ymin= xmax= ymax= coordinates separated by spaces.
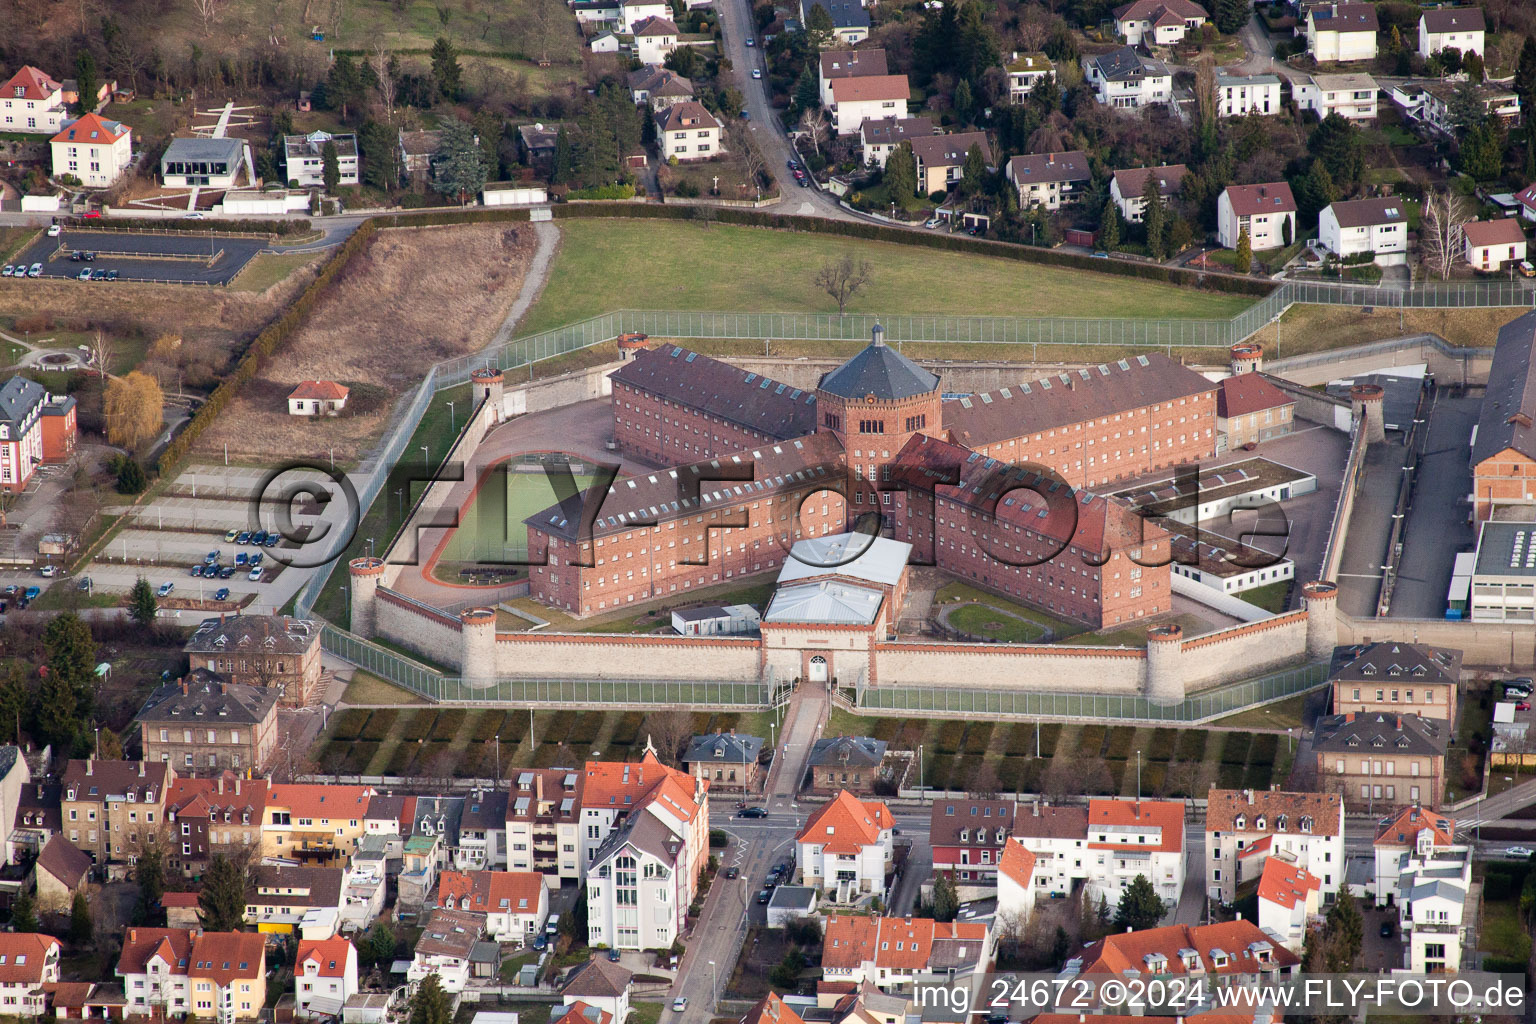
xmin=235 ymin=777 xmax=241 ymax=795
xmin=139 ymin=762 xmax=146 ymax=778
xmin=218 ymin=775 xmax=225 ymax=795
xmin=872 ymin=324 xmax=886 ymax=348
xmin=536 ymin=772 xmax=544 ymax=803
xmin=86 ymin=760 xmax=93 ymax=777
xmin=181 ymin=676 xmax=188 ymax=695
xmin=1246 ymin=789 xmax=1254 ymax=805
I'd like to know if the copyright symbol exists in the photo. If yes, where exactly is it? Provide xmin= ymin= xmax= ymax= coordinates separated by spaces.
xmin=250 ymin=462 xmax=360 ymax=570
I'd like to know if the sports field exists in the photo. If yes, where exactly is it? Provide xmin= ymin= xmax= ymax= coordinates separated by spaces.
xmin=438 ymin=466 xmax=594 ymax=564
xmin=520 ymin=221 xmax=1259 ymax=335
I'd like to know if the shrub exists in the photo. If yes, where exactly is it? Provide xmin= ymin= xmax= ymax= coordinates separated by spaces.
xmin=1148 ymin=728 xmax=1178 ymax=762
xmin=872 ymin=718 xmax=901 ymax=741
xmin=1220 ymin=732 xmax=1251 ymax=765
xmin=1101 ymin=760 xmax=1127 ymax=793
xmin=1217 ymin=763 xmax=1245 ymax=789
xmin=1176 ymin=730 xmax=1207 ymax=761
xmin=1142 ymin=762 xmax=1167 ymax=794
xmin=330 ymin=708 xmax=370 ymax=742
xmin=343 ymin=741 xmax=379 ymax=773
xmin=1242 ymin=761 xmax=1272 ymax=789
xmin=1037 ymin=723 xmax=1062 ymax=758
xmin=997 ymin=756 xmax=1026 ymax=789
xmin=1105 ymin=727 xmax=1135 ymax=760
xmin=359 ymin=709 xmax=398 ymax=742
xmin=963 ymin=723 xmax=994 ymax=755
xmin=385 ymin=743 xmax=418 ymax=776
xmin=540 ymin=710 xmax=575 ymax=745
xmin=611 ymin=711 xmax=643 ymax=747
xmin=957 ymin=753 xmax=984 ymax=784
xmin=499 ymin=711 xmax=530 ymax=745
xmin=567 ymin=183 xmax=637 ymax=200
xmin=674 ymin=180 xmax=700 ymax=198
xmin=401 ymin=711 xmax=438 ymax=742
xmin=1005 ymin=723 xmax=1033 ymax=757
xmin=430 ymin=709 xmax=466 ymax=741
xmin=1250 ymin=733 xmax=1279 ymax=766
xmin=471 ymin=711 xmax=506 ymax=743
xmin=936 ymin=720 xmax=965 ymax=754
xmin=568 ymin=712 xmax=602 ymax=747
xmin=1077 ymin=724 xmax=1106 ymax=756
xmin=70 ymin=216 xmax=313 ymax=237
xmin=926 ymin=755 xmax=953 ymax=791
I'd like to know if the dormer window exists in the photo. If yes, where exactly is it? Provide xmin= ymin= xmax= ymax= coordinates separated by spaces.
xmin=1254 ymin=816 xmax=1265 ymax=831
xmin=1299 ymin=816 xmax=1313 ymax=833
xmin=1275 ymin=815 xmax=1287 ymax=832
xmin=1234 ymin=814 xmax=1245 ymax=830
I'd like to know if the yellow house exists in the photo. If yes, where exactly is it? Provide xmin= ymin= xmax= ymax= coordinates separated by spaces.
xmin=262 ymin=784 xmax=374 ymax=865
xmin=188 ymin=932 xmax=266 ymax=1021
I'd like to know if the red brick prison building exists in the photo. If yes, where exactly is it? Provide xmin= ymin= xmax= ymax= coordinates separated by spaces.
xmin=526 ymin=329 xmax=1210 ymax=626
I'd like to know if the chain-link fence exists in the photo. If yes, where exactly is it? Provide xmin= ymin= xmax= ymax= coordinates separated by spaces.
xmin=851 ymin=660 xmax=1328 ymax=723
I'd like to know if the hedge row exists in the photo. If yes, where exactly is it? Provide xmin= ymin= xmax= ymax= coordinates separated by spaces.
xmin=499 ymin=710 xmax=530 ymax=745
xmin=359 ymin=708 xmax=398 ymax=742
xmin=72 ymin=216 xmax=314 ymax=237
xmin=330 ymin=708 xmax=370 ymax=742
xmin=1105 ymin=726 xmax=1136 ymax=760
xmin=539 ymin=710 xmax=576 ymax=746
xmin=935 ymin=720 xmax=965 ymax=755
xmin=611 ymin=711 xmax=644 ymax=747
xmin=963 ymin=722 xmax=993 ymax=756
xmin=871 ymin=718 xmax=902 ymax=742
xmin=343 ymin=740 xmax=379 ymax=774
xmin=385 ymin=743 xmax=417 ymax=777
xmin=157 ymin=218 xmax=378 ymax=475
xmin=1004 ymin=723 xmax=1033 ymax=757
xmin=1147 ymin=728 xmax=1179 ymax=762
xmin=1250 ymin=732 xmax=1280 ymax=766
xmin=430 ymin=709 xmax=467 ymax=742
xmin=1242 ymin=761 xmax=1273 ymax=789
xmin=569 ymin=712 xmax=602 ymax=748
xmin=472 ymin=711 xmax=507 ymax=744
xmin=372 ymin=202 xmax=1275 ymax=297
xmin=1176 ymin=729 xmax=1208 ymax=761
xmin=1220 ymin=731 xmax=1252 ymax=765
xmin=1038 ymin=723 xmax=1061 ymax=758
xmin=1077 ymin=724 xmax=1106 ymax=756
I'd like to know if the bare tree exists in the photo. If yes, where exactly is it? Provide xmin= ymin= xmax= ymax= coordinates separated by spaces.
xmin=191 ymin=0 xmax=223 ymax=36
xmin=89 ymin=329 xmax=115 ymax=377
xmin=1420 ymin=188 xmax=1470 ymax=281
xmin=814 ymin=256 xmax=873 ymax=315
xmin=1194 ymin=58 xmax=1216 ymax=125
xmin=732 ymin=129 xmax=766 ymax=200
xmin=369 ymin=42 xmax=398 ymax=123
xmin=641 ymin=709 xmax=694 ymax=766
xmin=1016 ymin=6 xmax=1051 ymax=53
xmin=800 ymin=107 xmax=830 ymax=156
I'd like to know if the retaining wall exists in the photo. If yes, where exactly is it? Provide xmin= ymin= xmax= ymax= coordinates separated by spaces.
xmin=870 ymin=641 xmax=1147 ymax=693
xmin=1180 ymin=611 xmax=1308 ymax=690
xmin=493 ymin=631 xmax=762 ymax=680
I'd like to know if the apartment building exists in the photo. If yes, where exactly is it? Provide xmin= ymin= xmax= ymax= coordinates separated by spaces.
xmin=1204 ymin=789 xmax=1344 ymax=904
xmin=61 ymin=759 xmax=171 ymax=875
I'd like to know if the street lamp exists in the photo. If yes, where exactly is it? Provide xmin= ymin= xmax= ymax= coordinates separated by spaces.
xmin=447 ymin=400 xmax=456 ymax=433
xmin=420 ymin=444 xmax=430 ymax=469
xmin=707 ymin=960 xmax=718 ymax=1009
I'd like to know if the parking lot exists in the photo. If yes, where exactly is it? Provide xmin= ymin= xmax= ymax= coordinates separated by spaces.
xmin=5 ymin=228 xmax=267 ymax=286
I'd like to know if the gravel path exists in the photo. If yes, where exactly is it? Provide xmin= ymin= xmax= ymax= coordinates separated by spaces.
xmin=489 ymin=219 xmax=561 ymax=349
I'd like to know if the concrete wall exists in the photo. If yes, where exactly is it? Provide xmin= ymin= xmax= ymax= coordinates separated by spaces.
xmin=492 ymin=632 xmax=762 ymax=680
xmin=1333 ymin=612 xmax=1536 ymax=670
xmin=376 ymin=588 xmax=465 ymax=668
xmin=500 ymin=360 xmax=620 ymax=418
xmin=726 ymin=356 xmax=1228 ymax=398
xmin=871 ymin=642 xmax=1148 ymax=693
xmin=1267 ymin=334 xmax=1495 ymax=389
xmin=1180 ymin=611 xmax=1308 ymax=690
xmin=1260 ymin=373 xmax=1352 ymax=430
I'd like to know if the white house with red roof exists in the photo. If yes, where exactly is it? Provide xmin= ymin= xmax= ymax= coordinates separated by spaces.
xmin=1204 ymin=789 xmax=1344 ymax=905
xmin=1460 ymin=218 xmax=1527 ymax=271
xmin=1113 ymin=0 xmax=1208 ymax=46
xmin=294 ymin=937 xmax=358 ymax=1018
xmin=633 ymin=16 xmax=681 ymax=66
xmin=0 ymin=933 xmax=61 ymax=1016
xmin=1217 ymin=183 xmax=1296 ymax=250
xmin=50 ymin=113 xmax=132 ymax=188
xmin=435 ymin=869 xmax=548 ymax=941
xmin=0 ymin=67 xmax=67 ymax=134
xmin=821 ymin=915 xmax=991 ymax=991
xmin=1085 ymin=797 xmax=1185 ymax=909
xmin=995 ymin=838 xmax=1037 ymax=924
xmin=287 ymin=381 xmax=349 ymax=417
xmin=1372 ymin=804 xmax=1459 ymax=901
xmin=796 ymin=790 xmax=893 ymax=901
xmin=1256 ymin=858 xmax=1320 ymax=954
xmin=1216 ymin=373 xmax=1295 ymax=449
xmin=1372 ymin=805 xmax=1469 ymax=972
xmin=1074 ymin=920 xmax=1298 ymax=1009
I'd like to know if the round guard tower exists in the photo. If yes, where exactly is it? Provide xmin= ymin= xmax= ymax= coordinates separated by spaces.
xmin=1144 ymin=624 xmax=1185 ymax=706
xmin=1301 ymin=580 xmax=1339 ymax=661
xmin=470 ymin=367 xmax=505 ymax=423
xmin=1230 ymin=343 xmax=1264 ymax=375
xmin=348 ymin=557 xmax=385 ymax=637
xmin=460 ymin=608 xmax=497 ymax=686
xmin=1350 ymin=383 xmax=1386 ymax=443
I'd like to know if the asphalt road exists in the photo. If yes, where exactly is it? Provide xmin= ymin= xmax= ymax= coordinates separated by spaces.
xmin=1389 ymin=388 xmax=1479 ymax=619
xmin=8 ymin=227 xmax=266 ymax=284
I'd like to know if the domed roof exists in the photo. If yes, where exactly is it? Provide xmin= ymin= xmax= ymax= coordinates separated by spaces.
xmin=817 ymin=325 xmax=939 ymax=402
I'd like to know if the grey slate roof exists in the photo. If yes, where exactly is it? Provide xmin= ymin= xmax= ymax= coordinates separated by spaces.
xmin=162 ymin=136 xmax=244 ymax=164
xmin=460 ymin=791 xmax=509 ymax=833
xmin=610 ymin=345 xmax=817 ymax=440
xmin=1472 ymin=310 xmax=1536 ymax=466
xmin=0 ymin=377 xmax=45 ymax=432
xmin=413 ymin=795 xmax=465 ymax=844
xmin=250 ymin=864 xmax=345 ymax=909
xmin=1328 ymin=642 xmax=1462 ymax=687
xmin=136 ymin=674 xmax=280 ymax=727
xmin=817 ymin=331 xmax=939 ymax=401
xmin=185 ymin=615 xmax=319 ymax=656
xmin=0 ymin=745 xmax=20 ymax=781
xmin=590 ymin=806 xmax=683 ymax=867
xmin=808 ymin=735 xmax=887 ymax=768
xmin=766 ymin=885 xmax=816 ymax=912
xmin=1405 ymin=879 xmax=1466 ymax=905
xmin=1311 ymin=712 xmax=1449 ymax=756
xmin=1088 ymin=46 xmax=1169 ymax=82
xmin=803 ymin=0 xmax=869 ymax=30
xmin=683 ymin=732 xmax=765 ymax=765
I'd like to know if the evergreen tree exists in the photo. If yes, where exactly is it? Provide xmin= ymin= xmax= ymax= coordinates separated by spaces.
xmin=793 ymin=68 xmax=819 ymax=113
xmin=552 ymin=126 xmax=574 ymax=185
xmin=1099 ymin=199 xmax=1120 ymax=249
xmin=97 ymin=726 xmax=124 ymax=761
xmin=322 ymin=140 xmax=340 ymax=193
xmin=74 ymin=51 xmax=99 ymax=115
xmin=1465 ymin=51 xmax=1484 ymax=82
xmin=1282 ymin=215 xmax=1293 ymax=247
xmin=805 ymin=2 xmax=834 ymax=41
xmin=884 ymin=141 xmax=917 ymax=207
xmin=954 ymin=78 xmax=975 ymax=126
xmin=1459 ymin=121 xmax=1504 ymax=181
xmin=363 ymin=922 xmax=396 ymax=964
xmin=11 ymin=892 xmax=37 ymax=934
xmin=115 ymin=457 xmax=146 ymax=494
xmin=1142 ymin=172 xmax=1167 ymax=260
xmin=953 ymin=2 xmax=999 ymax=84
xmin=135 ymin=845 xmax=166 ymax=926
xmin=932 ymin=875 xmax=960 ymax=922
xmin=324 ymin=54 xmax=368 ymax=121
xmin=34 ymin=672 xmax=79 ymax=752
xmin=1051 ymin=926 xmax=1070 ymax=966
xmin=0 ymin=665 xmax=28 ymax=747
xmin=1095 ymin=894 xmax=1110 ymax=929
xmin=1308 ymin=113 xmax=1364 ymax=188
xmin=409 ymin=975 xmax=452 ymax=1024
xmin=1212 ymin=0 xmax=1249 ymax=35
xmin=960 ymin=142 xmax=986 ymax=196
xmin=664 ymin=45 xmax=700 ymax=79
xmin=1517 ymin=37 xmax=1536 ymax=118
xmin=1292 ymin=157 xmax=1337 ymax=227
xmin=1447 ymin=79 xmax=1489 ymax=135
xmin=1325 ymin=890 xmax=1363 ymax=970
xmin=198 ymin=854 xmax=248 ymax=933
xmin=358 ymin=120 xmax=399 ymax=190
xmin=1113 ymin=874 xmax=1165 ymax=932
xmin=70 ymin=892 xmax=92 ymax=944
xmin=431 ymin=119 xmax=487 ymax=203
xmin=1235 ymin=227 xmax=1252 ymax=273
xmin=129 ymin=577 xmax=158 ymax=628
xmin=430 ymin=38 xmax=462 ymax=101
xmin=43 ymin=613 xmax=96 ymax=719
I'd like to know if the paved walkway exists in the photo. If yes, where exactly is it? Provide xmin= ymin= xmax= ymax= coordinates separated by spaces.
xmin=489 ymin=219 xmax=561 ymax=349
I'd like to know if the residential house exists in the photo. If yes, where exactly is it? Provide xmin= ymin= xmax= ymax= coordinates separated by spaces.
xmin=586 ymin=800 xmax=691 ymax=950
xmin=1419 ymin=7 xmax=1484 ymax=59
xmin=1318 ymin=197 xmax=1409 ymax=266
xmin=1373 ymin=807 xmax=1469 ymax=972
xmin=504 ymin=769 xmax=583 ymax=882
xmin=160 ymin=137 xmax=248 ymax=188
xmin=1113 ymin=0 xmax=1209 ymax=46
xmin=402 ymin=796 xmax=466 ymax=907
xmin=795 ymin=790 xmax=893 ymax=900
xmin=137 ymin=673 xmax=279 ymax=776
xmin=398 ymin=129 xmax=442 ymax=187
xmin=399 ymin=835 xmax=442 ymax=917
xmin=0 ymin=377 xmax=78 ymax=492
xmin=262 ymin=784 xmax=374 ymax=866
xmin=1256 ymin=859 xmax=1322 ymax=955
xmin=61 ymin=759 xmax=171 ymax=875
xmin=994 ymin=839 xmax=1037 ymax=924
xmin=50 ymin=114 xmax=132 ymax=188
xmin=555 ymin=1004 xmax=612 ymax=1024
xmin=578 ymin=754 xmax=708 ymax=880
xmin=802 ymin=0 xmax=870 ymax=44
xmin=245 ymin=865 xmax=346 ymax=936
xmin=0 ymin=67 xmax=67 ymax=134
xmin=560 ymin=958 xmax=634 ymax=1024
xmin=1329 ymin=642 xmax=1462 ymax=722
xmin=33 ymin=836 xmax=91 ymax=914
xmin=183 ymin=615 xmax=322 ymax=708
xmin=456 ymin=790 xmax=508 ymax=871
xmin=1217 ymin=182 xmax=1296 ymax=249
xmin=1516 ymin=183 xmax=1536 ymax=223
xmin=633 ymin=17 xmax=680 ymax=66
xmin=1306 ymin=3 xmax=1379 ymax=62
xmin=1083 ymin=47 xmax=1171 ymax=109
xmin=1073 ymin=921 xmax=1299 ymax=1009
xmin=363 ymin=794 xmax=415 ymax=857
xmin=828 ymin=76 xmax=909 ymax=135
xmin=1215 ymin=73 xmax=1281 ymax=117
xmin=807 ymin=736 xmax=888 ymax=794
xmin=929 ymin=799 xmax=1016 ymax=882
xmin=408 ymin=909 xmax=483 ymax=993
xmin=909 ymin=132 xmax=990 ymax=197
xmin=287 ymin=381 xmax=350 ymax=417
xmin=117 ymin=928 xmax=194 ymax=1018
xmin=294 ymin=938 xmax=358 ymax=1019
xmin=12 ymin=782 xmax=62 ymax=863
xmin=1311 ymin=712 xmax=1448 ymax=810
xmin=683 ymin=733 xmax=765 ymax=793
xmin=1372 ymin=804 xmax=1457 ymax=901
xmin=283 ymin=131 xmax=359 ymax=188
xmin=517 ymin=123 xmax=570 ymax=171
xmin=654 ymin=101 xmax=723 ymax=162
xmin=435 ymin=870 xmax=548 ymax=942
xmin=0 ymin=934 xmax=61 ymax=1017
xmin=1216 ymin=374 xmax=1296 ymax=449
xmin=618 ymin=0 xmax=670 ymax=31
xmin=1005 ymin=53 xmax=1055 ymax=104
xmin=1295 ymin=73 xmax=1378 ymax=121
xmin=1110 ymin=164 xmax=1188 ymax=223
xmin=165 ymin=773 xmax=267 ymax=880
xmin=1204 ymin=789 xmax=1345 ymax=905
xmin=1009 ymin=799 xmax=1183 ymax=909
xmin=1416 ymin=82 xmax=1520 ymax=135
xmin=765 ymin=886 xmax=818 ymax=928
xmin=626 ymin=67 xmax=695 ymax=109
xmin=1461 ymin=218 xmax=1527 ymax=271
xmin=163 ymin=892 xmax=201 ymax=930
xmin=818 ymin=50 xmax=889 ymax=107
xmin=859 ymin=117 xmax=935 ymax=170
xmin=0 ymin=747 xmax=29 ymax=867
xmin=1006 ymin=151 xmax=1091 ymax=211
xmin=117 ymin=929 xmax=265 ymax=1022
xmin=1009 ymin=803 xmax=1090 ymax=898
xmin=46 ymin=981 xmax=129 ymax=1022
xmin=820 ymin=916 xmax=991 ymax=993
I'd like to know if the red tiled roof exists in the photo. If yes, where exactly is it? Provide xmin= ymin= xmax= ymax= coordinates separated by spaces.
xmin=829 ymin=75 xmax=910 ymax=103
xmin=161 ymin=892 xmax=200 ymax=908
xmin=266 ymin=783 xmax=373 ymax=820
xmin=1218 ymin=373 xmax=1292 ymax=418
xmin=189 ymin=932 xmax=265 ymax=987
xmin=288 ymin=380 xmax=349 ymax=401
xmin=819 ymin=49 xmax=889 ymax=80
xmin=51 ymin=113 xmax=129 ymax=145
xmin=633 ymin=15 xmax=678 ymax=34
xmin=822 ymin=916 xmax=987 ymax=971
xmin=1011 ymin=804 xmax=1089 ymax=839
xmin=998 ymin=839 xmax=1035 ymax=889
xmin=0 ymin=934 xmax=59 ymax=984
xmin=1112 ymin=164 xmax=1189 ymax=200
xmin=1238 ymin=835 xmax=1273 ymax=860
xmin=554 ymin=1002 xmax=613 ymax=1024
xmin=1461 ymin=219 xmax=1525 ymax=248
xmin=1223 ymin=182 xmax=1296 ymax=216
xmin=118 ymin=928 xmax=195 ymax=977
xmin=742 ymin=992 xmax=806 ymax=1024
xmin=1374 ymin=805 xmax=1455 ymax=847
xmin=1080 ymin=920 xmax=1300 ymax=977
xmin=1087 ymin=798 xmax=1183 ymax=854
xmin=1257 ymin=858 xmax=1320 ymax=911
xmin=797 ymin=790 xmax=891 ymax=853
xmin=296 ymin=937 xmax=355 ymax=979
xmin=582 ymin=753 xmax=700 ymax=822
xmin=437 ymin=870 xmax=546 ymax=914
xmin=1113 ymin=0 xmax=1208 ymax=21
xmin=655 ymin=100 xmax=721 ymax=132
xmin=35 ymin=833 xmax=90 ymax=889
xmin=1 ymin=66 xmax=62 ymax=102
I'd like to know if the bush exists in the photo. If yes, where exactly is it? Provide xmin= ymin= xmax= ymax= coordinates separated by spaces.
xmin=1176 ymin=730 xmax=1207 ymax=761
xmin=1077 ymin=724 xmax=1106 ymax=756
xmin=709 ymin=829 xmax=729 ymax=848
xmin=359 ymin=709 xmax=398 ymax=742
xmin=611 ymin=711 xmax=643 ymax=747
xmin=1037 ymin=723 xmax=1061 ymax=758
xmin=401 ymin=711 xmax=438 ymax=742
xmin=1148 ymin=728 xmax=1178 ymax=762
xmin=963 ymin=723 xmax=994 ymax=755
xmin=569 ymin=712 xmax=602 ymax=747
xmin=68 ymin=216 xmax=314 ymax=237
xmin=1005 ymin=723 xmax=1033 ymax=757
xmin=1250 ymin=733 xmax=1279 ymax=766
xmin=541 ymin=710 xmax=576 ymax=745
xmin=936 ymin=720 xmax=965 ymax=754
xmin=499 ymin=710 xmax=529 ymax=745
xmin=115 ymin=457 xmax=147 ymax=494
xmin=673 ymin=180 xmax=700 ymax=198
xmin=385 ymin=743 xmax=417 ymax=776
xmin=1105 ymin=727 xmax=1135 ymax=760
xmin=1242 ymin=761 xmax=1272 ymax=789
xmin=1220 ymin=731 xmax=1251 ymax=765
xmin=330 ymin=708 xmax=370 ymax=742
xmin=471 ymin=711 xmax=507 ymax=743
xmin=566 ymin=183 xmax=638 ymax=200
xmin=343 ymin=741 xmax=379 ymax=773
xmin=430 ymin=709 xmax=466 ymax=741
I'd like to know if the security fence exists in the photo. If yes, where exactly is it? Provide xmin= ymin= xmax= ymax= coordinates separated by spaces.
xmin=849 ymin=660 xmax=1329 ymax=723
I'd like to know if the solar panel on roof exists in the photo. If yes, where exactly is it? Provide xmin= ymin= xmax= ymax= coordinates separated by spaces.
xmin=685 ymin=352 xmax=698 ymax=362
xmin=980 ymin=393 xmax=992 ymax=404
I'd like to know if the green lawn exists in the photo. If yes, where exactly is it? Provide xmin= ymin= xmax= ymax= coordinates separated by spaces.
xmin=1210 ymin=691 xmax=1308 ymax=730
xmin=1068 ymin=612 xmax=1215 ymax=648
xmin=946 ymin=602 xmax=1050 ymax=643
xmin=932 ymin=582 xmax=1079 ymax=638
xmin=230 ymin=251 xmax=321 ymax=293
xmin=1237 ymin=579 xmax=1291 ymax=614
xmin=521 ymin=221 xmax=1258 ymax=335
xmin=341 ymin=670 xmax=428 ymax=706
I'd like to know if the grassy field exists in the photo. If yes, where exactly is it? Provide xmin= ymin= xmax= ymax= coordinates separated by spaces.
xmin=230 ymin=252 xmax=323 ymax=293
xmin=341 ymin=670 xmax=428 ymax=705
xmin=520 ymin=221 xmax=1259 ymax=335
xmin=438 ymin=470 xmax=594 ymax=565
xmin=1210 ymin=691 xmax=1308 ymax=729
xmin=1271 ymin=304 xmax=1526 ymax=353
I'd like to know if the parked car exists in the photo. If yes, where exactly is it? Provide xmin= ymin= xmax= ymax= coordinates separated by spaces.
xmin=786 ymin=159 xmax=798 ymax=171
xmin=1 ymin=265 xmax=12 ymax=277
xmin=27 ymin=263 xmax=42 ymax=277
xmin=252 ymin=530 xmax=268 ymax=545
xmin=91 ymin=268 xmax=108 ymax=281
xmin=3 ymin=586 xmax=18 ymax=597
xmin=755 ymin=890 xmax=770 ymax=904
xmin=23 ymin=586 xmax=39 ymax=601
xmin=264 ymin=533 xmax=279 ymax=547
xmin=76 ymin=268 xmax=92 ymax=281
xmin=156 ymin=582 xmax=174 ymax=597
xmin=247 ymin=567 xmax=262 ymax=581
xmin=69 ymin=251 xmax=82 ymax=262
xmin=236 ymin=531 xmax=251 ymax=545
xmin=249 ymin=552 xmax=264 ymax=567
xmin=1504 ymin=846 xmax=1533 ymax=858
xmin=744 ymin=36 xmax=754 ymax=46
xmin=106 ymin=269 xmax=119 ymax=281
xmin=190 ymin=564 xmax=204 ymax=577
xmin=205 ymin=550 xmax=219 ymax=564
xmin=1520 ymin=260 xmax=1535 ymax=278
xmin=724 ymin=866 xmax=739 ymax=879
xmin=220 ymin=566 xmax=236 ymax=579
xmin=1519 ymin=702 xmax=1532 ymax=711
xmin=1379 ymin=920 xmax=1393 ymax=938
xmin=673 ymin=999 xmax=689 ymax=1013
xmin=737 ymin=806 xmax=767 ymax=818
xmin=607 ymin=950 xmax=621 ymax=963
xmin=46 ymin=225 xmax=60 ymax=237
xmin=224 ymin=528 xmax=241 ymax=542
xmin=235 ymin=552 xmax=248 ymax=567
xmin=214 ymin=588 xmax=230 ymax=601
xmin=751 ymin=68 xmax=762 ymax=79
xmin=77 ymin=577 xmax=91 ymax=590
xmin=38 ymin=565 xmax=56 ymax=577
